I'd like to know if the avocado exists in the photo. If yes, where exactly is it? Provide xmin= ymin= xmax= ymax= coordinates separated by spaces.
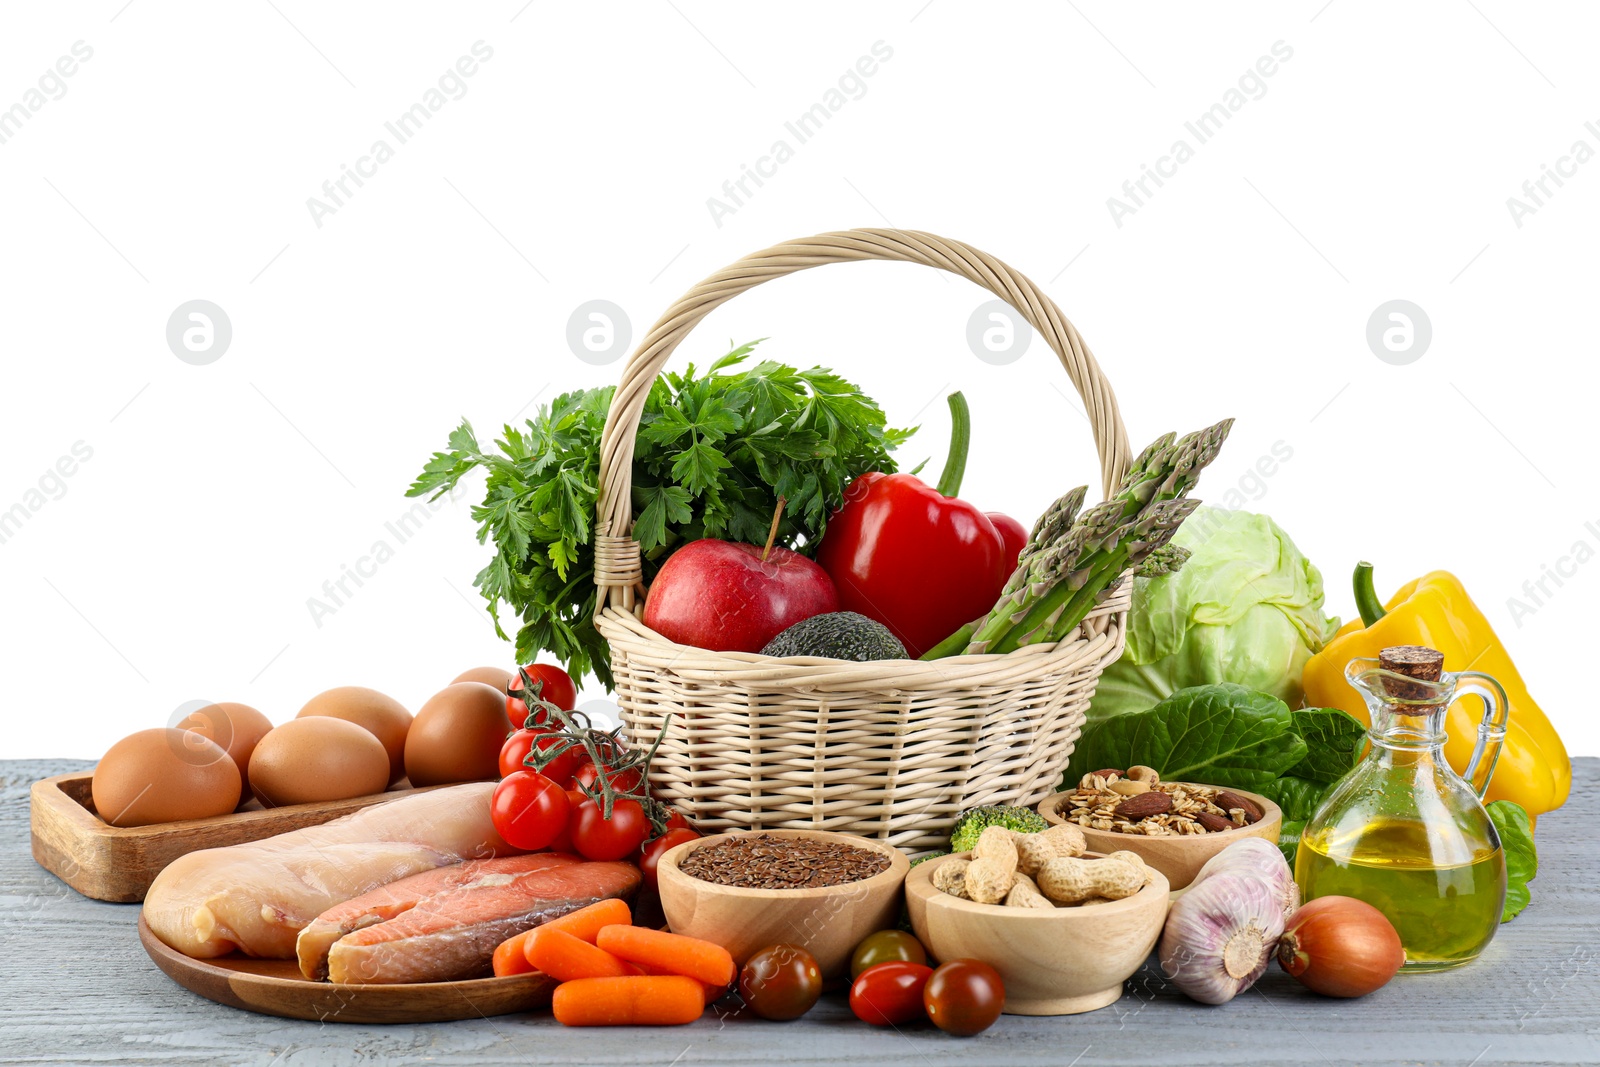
xmin=760 ymin=611 xmax=908 ymax=661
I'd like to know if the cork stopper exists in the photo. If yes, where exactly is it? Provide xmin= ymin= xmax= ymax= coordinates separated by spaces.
xmin=1379 ymin=645 xmax=1445 ymax=704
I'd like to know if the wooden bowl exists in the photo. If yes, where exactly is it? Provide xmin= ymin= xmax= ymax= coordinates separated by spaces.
xmin=905 ymin=852 xmax=1169 ymax=1016
xmin=656 ymin=829 xmax=909 ymax=982
xmin=1037 ymin=784 xmax=1281 ymax=891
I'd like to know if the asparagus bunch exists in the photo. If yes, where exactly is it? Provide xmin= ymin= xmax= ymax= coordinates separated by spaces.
xmin=921 ymin=417 xmax=1233 ymax=659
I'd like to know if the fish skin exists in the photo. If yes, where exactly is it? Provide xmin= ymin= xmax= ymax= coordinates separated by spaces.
xmin=322 ymin=857 xmax=640 ymax=984
xmin=144 ymin=783 xmax=515 ymax=960
xmin=295 ymin=852 xmax=579 ymax=980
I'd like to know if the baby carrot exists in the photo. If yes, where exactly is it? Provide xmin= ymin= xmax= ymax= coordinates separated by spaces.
xmin=551 ymin=976 xmax=705 ymax=1027
xmin=531 ymin=898 xmax=633 ymax=954
xmin=595 ymin=925 xmax=736 ymax=988
xmin=635 ymin=960 xmax=726 ymax=1002
xmin=527 ymin=927 xmax=635 ymax=982
xmin=492 ymin=930 xmax=536 ymax=977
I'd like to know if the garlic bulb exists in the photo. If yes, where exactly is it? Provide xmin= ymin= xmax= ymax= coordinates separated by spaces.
xmin=1160 ymin=872 xmax=1286 ymax=1004
xmin=1189 ymin=837 xmax=1299 ymax=922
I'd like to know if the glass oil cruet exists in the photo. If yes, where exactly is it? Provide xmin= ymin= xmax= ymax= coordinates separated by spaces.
xmin=1296 ymin=644 xmax=1510 ymax=971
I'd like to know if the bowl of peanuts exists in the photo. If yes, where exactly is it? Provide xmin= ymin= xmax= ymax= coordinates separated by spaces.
xmin=1036 ymin=766 xmax=1282 ymax=891
xmin=904 ymin=822 xmax=1170 ymax=1016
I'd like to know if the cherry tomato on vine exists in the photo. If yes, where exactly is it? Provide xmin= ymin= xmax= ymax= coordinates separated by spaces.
xmin=508 ymin=663 xmax=577 ymax=713
xmin=850 ymin=929 xmax=928 ymax=978
xmin=489 ymin=770 xmax=570 ymax=851
xmin=739 ymin=944 xmax=822 ymax=1021
xmin=849 ymin=961 xmax=933 ymax=1026
xmin=530 ymin=734 xmax=583 ymax=788
xmin=923 ymin=959 xmax=1004 ymax=1036
xmin=570 ymin=797 xmax=650 ymax=861
xmin=662 ymin=809 xmax=693 ymax=834
xmin=638 ymin=828 xmax=700 ymax=891
xmin=498 ymin=729 xmax=541 ymax=780
xmin=573 ymin=754 xmax=643 ymax=795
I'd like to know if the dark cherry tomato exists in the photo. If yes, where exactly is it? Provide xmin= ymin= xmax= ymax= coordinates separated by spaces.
xmin=509 ymin=663 xmax=577 ymax=712
xmin=850 ymin=929 xmax=928 ymax=978
xmin=489 ymin=771 xmax=570 ymax=851
xmin=739 ymin=944 xmax=822 ymax=1021
xmin=570 ymin=797 xmax=650 ymax=861
xmin=637 ymin=828 xmax=700 ymax=891
xmin=849 ymin=961 xmax=933 ymax=1026
xmin=923 ymin=959 xmax=1005 ymax=1036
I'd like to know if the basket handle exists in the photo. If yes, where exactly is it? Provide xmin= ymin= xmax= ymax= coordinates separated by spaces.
xmin=592 ymin=228 xmax=1131 ymax=612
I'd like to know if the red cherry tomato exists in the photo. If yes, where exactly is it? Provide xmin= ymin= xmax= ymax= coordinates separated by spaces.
xmin=570 ymin=797 xmax=650 ymax=861
xmin=530 ymin=734 xmax=583 ymax=788
xmin=739 ymin=944 xmax=823 ymax=1021
xmin=638 ymin=828 xmax=700 ymax=891
xmin=923 ymin=959 xmax=1004 ymax=1036
xmin=849 ymin=961 xmax=933 ymax=1027
xmin=573 ymin=755 xmax=644 ymax=795
xmin=498 ymin=729 xmax=539 ymax=779
xmin=986 ymin=512 xmax=1028 ymax=576
xmin=489 ymin=771 xmax=570 ymax=851
xmin=509 ymin=663 xmax=577 ymax=711
xmin=662 ymin=809 xmax=694 ymax=834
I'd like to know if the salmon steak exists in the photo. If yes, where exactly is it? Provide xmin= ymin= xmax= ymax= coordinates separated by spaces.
xmin=300 ymin=853 xmax=639 ymax=984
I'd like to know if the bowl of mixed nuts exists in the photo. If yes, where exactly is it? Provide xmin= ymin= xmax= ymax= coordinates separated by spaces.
xmin=1035 ymin=767 xmax=1282 ymax=890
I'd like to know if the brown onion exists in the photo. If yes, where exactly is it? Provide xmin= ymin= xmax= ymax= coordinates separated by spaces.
xmin=1278 ymin=895 xmax=1405 ymax=998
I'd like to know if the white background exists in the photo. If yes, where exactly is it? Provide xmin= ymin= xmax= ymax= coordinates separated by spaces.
xmin=1 ymin=2 xmax=1595 ymax=761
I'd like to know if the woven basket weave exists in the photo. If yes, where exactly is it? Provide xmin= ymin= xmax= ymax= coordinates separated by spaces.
xmin=592 ymin=228 xmax=1133 ymax=852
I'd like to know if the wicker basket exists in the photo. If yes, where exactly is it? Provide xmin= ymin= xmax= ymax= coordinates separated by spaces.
xmin=592 ymin=228 xmax=1133 ymax=852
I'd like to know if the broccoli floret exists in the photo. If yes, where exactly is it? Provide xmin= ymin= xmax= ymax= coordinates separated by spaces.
xmin=910 ymin=850 xmax=949 ymax=868
xmin=949 ymin=806 xmax=1047 ymax=852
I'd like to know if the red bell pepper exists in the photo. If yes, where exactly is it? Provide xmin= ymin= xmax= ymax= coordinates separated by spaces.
xmin=815 ymin=393 xmax=1018 ymax=659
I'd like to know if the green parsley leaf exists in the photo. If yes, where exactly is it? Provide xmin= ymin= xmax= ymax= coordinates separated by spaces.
xmin=407 ymin=340 xmax=911 ymax=688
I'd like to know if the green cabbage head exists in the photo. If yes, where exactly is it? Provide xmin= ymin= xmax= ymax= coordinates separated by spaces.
xmin=1089 ymin=507 xmax=1338 ymax=725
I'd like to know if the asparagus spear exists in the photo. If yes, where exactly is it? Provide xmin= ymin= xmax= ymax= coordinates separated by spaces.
xmin=922 ymin=418 xmax=1232 ymax=659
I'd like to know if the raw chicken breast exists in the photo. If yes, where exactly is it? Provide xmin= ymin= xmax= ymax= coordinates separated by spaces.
xmin=143 ymin=783 xmax=513 ymax=959
xmin=301 ymin=853 xmax=639 ymax=983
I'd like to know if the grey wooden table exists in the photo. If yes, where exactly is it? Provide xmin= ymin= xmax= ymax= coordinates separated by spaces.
xmin=3 ymin=759 xmax=1596 ymax=1066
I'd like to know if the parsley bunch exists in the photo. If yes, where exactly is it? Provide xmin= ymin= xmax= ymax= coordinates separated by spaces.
xmin=408 ymin=341 xmax=912 ymax=688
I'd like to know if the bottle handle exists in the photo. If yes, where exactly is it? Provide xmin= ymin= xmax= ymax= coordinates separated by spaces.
xmin=1453 ymin=671 xmax=1511 ymax=800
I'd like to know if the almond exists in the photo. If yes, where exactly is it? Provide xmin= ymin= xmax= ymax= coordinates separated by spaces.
xmin=1196 ymin=811 xmax=1234 ymax=833
xmin=1112 ymin=791 xmax=1173 ymax=820
xmin=1215 ymin=790 xmax=1264 ymax=824
xmin=1090 ymin=768 xmax=1126 ymax=779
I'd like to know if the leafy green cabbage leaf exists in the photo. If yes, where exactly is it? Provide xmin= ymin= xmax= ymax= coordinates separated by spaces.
xmin=1089 ymin=507 xmax=1338 ymax=724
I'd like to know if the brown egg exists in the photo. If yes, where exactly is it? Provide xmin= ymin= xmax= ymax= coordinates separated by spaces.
xmin=405 ymin=682 xmax=515 ymax=787
xmin=176 ymin=702 xmax=273 ymax=804
xmin=296 ymin=686 xmax=413 ymax=786
xmin=248 ymin=718 xmax=391 ymax=807
xmin=92 ymin=728 xmax=242 ymax=827
xmin=451 ymin=666 xmax=514 ymax=691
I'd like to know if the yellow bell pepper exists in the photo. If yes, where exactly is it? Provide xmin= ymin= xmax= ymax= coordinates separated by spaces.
xmin=1301 ymin=567 xmax=1570 ymax=819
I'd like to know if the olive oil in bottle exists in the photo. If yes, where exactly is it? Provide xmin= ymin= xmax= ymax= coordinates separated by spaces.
xmin=1294 ymin=644 xmax=1513 ymax=973
xmin=1297 ymin=819 xmax=1505 ymax=971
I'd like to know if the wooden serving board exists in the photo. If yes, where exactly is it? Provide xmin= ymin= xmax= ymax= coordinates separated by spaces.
xmin=31 ymin=771 xmax=448 ymax=902
xmin=138 ymin=914 xmax=556 ymax=1023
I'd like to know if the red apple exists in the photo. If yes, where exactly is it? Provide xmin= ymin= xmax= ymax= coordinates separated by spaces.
xmin=643 ymin=539 xmax=839 ymax=653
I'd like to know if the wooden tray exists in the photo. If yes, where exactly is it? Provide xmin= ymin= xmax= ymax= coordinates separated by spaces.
xmin=31 ymin=771 xmax=446 ymax=902
xmin=138 ymin=914 xmax=555 ymax=1023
